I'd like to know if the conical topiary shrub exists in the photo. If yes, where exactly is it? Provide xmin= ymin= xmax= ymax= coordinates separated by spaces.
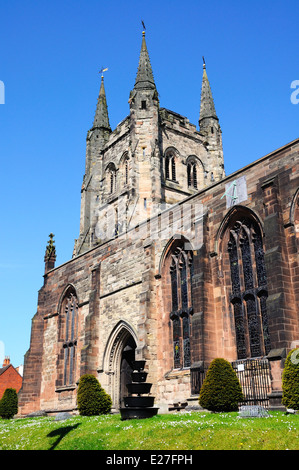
xmin=77 ymin=374 xmax=112 ymax=416
xmin=0 ymin=388 xmax=18 ymax=419
xmin=282 ymin=348 xmax=299 ymax=410
xmin=199 ymin=358 xmax=244 ymax=412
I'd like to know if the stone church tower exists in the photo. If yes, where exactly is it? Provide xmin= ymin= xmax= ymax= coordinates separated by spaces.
xmin=75 ymin=31 xmax=224 ymax=255
xmin=18 ymin=31 xmax=299 ymax=416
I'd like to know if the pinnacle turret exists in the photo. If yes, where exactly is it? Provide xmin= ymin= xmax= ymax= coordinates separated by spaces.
xmin=199 ymin=60 xmax=218 ymax=125
xmin=44 ymin=233 xmax=56 ymax=273
xmin=92 ymin=75 xmax=111 ymax=131
xmin=134 ymin=31 xmax=156 ymax=90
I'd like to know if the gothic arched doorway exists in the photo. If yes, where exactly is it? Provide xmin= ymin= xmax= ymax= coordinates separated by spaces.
xmin=103 ymin=321 xmax=137 ymax=410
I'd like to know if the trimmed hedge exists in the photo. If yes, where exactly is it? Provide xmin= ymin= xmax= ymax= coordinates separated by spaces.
xmin=282 ymin=348 xmax=299 ymax=410
xmin=77 ymin=374 xmax=112 ymax=416
xmin=199 ymin=358 xmax=244 ymax=412
xmin=0 ymin=388 xmax=18 ymax=419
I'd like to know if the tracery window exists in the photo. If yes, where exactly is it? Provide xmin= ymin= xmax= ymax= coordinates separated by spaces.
xmin=165 ymin=153 xmax=176 ymax=182
xmin=59 ymin=290 xmax=78 ymax=386
xmin=169 ymin=248 xmax=193 ymax=368
xmin=227 ymin=217 xmax=271 ymax=359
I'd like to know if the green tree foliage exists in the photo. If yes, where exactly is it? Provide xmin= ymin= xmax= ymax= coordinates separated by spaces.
xmin=0 ymin=388 xmax=18 ymax=419
xmin=77 ymin=374 xmax=112 ymax=416
xmin=199 ymin=358 xmax=244 ymax=412
xmin=282 ymin=348 xmax=299 ymax=410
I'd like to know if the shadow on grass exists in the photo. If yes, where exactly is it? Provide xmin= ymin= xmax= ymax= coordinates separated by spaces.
xmin=47 ymin=423 xmax=81 ymax=450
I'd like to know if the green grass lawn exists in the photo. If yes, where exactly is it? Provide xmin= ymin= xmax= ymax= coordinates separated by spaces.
xmin=0 ymin=410 xmax=298 ymax=451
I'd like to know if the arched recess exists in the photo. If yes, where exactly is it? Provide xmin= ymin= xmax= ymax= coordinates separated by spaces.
xmin=56 ymin=285 xmax=79 ymax=388
xmin=160 ymin=236 xmax=194 ymax=371
xmin=102 ymin=321 xmax=138 ymax=409
xmin=217 ymin=206 xmax=271 ymax=360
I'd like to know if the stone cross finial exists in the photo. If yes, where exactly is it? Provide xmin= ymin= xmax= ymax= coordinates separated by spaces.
xmin=44 ymin=233 xmax=56 ymax=273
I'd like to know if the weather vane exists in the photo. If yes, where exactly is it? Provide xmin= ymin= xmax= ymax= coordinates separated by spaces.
xmin=141 ymin=20 xmax=146 ymax=31
xmin=99 ymin=66 xmax=108 ymax=78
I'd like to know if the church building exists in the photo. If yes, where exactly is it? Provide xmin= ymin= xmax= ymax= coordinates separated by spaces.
xmin=18 ymin=31 xmax=299 ymax=416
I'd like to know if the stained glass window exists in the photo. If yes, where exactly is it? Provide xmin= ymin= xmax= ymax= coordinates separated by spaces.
xmin=240 ymin=230 xmax=254 ymax=290
xmin=232 ymin=299 xmax=247 ymax=359
xmin=173 ymin=316 xmax=181 ymax=369
xmin=245 ymin=295 xmax=261 ymax=357
xmin=182 ymin=315 xmax=191 ymax=368
xmin=169 ymin=249 xmax=193 ymax=369
xmin=227 ymin=218 xmax=270 ymax=359
xmin=180 ymin=256 xmax=188 ymax=311
xmin=259 ymin=293 xmax=271 ymax=354
xmin=170 ymin=262 xmax=178 ymax=312
xmin=228 ymin=234 xmax=240 ymax=296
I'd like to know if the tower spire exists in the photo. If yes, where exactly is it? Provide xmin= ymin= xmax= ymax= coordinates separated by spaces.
xmin=134 ymin=31 xmax=156 ymax=90
xmin=199 ymin=59 xmax=218 ymax=125
xmin=92 ymin=73 xmax=111 ymax=131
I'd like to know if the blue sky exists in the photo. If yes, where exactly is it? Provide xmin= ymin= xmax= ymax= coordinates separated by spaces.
xmin=0 ymin=0 xmax=298 ymax=368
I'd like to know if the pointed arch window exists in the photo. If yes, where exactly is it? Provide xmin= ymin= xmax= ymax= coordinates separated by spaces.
xmin=227 ymin=218 xmax=271 ymax=359
xmin=170 ymin=248 xmax=193 ymax=368
xmin=165 ymin=152 xmax=176 ymax=182
xmin=58 ymin=289 xmax=78 ymax=387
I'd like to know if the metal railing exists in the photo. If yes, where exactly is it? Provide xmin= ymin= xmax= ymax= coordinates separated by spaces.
xmin=191 ymin=358 xmax=272 ymax=407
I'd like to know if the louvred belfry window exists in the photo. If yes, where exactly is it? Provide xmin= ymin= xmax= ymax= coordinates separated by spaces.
xmin=227 ymin=218 xmax=271 ymax=359
xmin=165 ymin=153 xmax=176 ymax=182
xmin=170 ymin=248 xmax=193 ymax=368
xmin=187 ymin=161 xmax=198 ymax=189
